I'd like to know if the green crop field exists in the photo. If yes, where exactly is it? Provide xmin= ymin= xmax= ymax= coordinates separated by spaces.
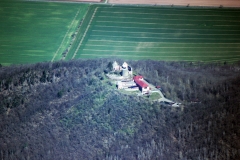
xmin=0 ymin=0 xmax=89 ymax=65
xmin=1 ymin=2 xmax=240 ymax=65
xmin=67 ymin=5 xmax=240 ymax=63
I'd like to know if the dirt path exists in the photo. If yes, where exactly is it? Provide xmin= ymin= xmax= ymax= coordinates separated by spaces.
xmin=108 ymin=0 xmax=240 ymax=7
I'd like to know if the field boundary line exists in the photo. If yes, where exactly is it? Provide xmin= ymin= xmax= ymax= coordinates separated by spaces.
xmin=88 ymin=39 xmax=240 ymax=44
xmin=72 ymin=7 xmax=98 ymax=59
xmin=92 ymin=30 xmax=240 ymax=36
xmin=99 ymin=6 xmax=240 ymax=13
xmin=100 ymin=11 xmax=239 ymax=17
xmin=96 ymin=20 xmax=195 ymax=25
xmin=95 ymin=25 xmax=240 ymax=31
xmin=96 ymin=20 xmax=240 ymax=27
xmin=85 ymin=44 xmax=240 ymax=48
xmin=82 ymin=49 xmax=240 ymax=53
xmin=51 ymin=8 xmax=80 ymax=62
xmin=206 ymin=57 xmax=240 ymax=62
xmin=214 ymin=25 xmax=240 ymax=26
xmin=80 ymin=53 xmax=240 ymax=58
xmin=90 ymin=35 xmax=240 ymax=40
xmin=97 ymin=16 xmax=240 ymax=22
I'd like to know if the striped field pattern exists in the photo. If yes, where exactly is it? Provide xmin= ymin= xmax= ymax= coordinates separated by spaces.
xmin=67 ymin=5 xmax=240 ymax=62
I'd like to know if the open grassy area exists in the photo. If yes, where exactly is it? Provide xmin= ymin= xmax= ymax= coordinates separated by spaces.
xmin=0 ymin=0 xmax=89 ymax=65
xmin=149 ymin=92 xmax=161 ymax=101
xmin=67 ymin=5 xmax=240 ymax=63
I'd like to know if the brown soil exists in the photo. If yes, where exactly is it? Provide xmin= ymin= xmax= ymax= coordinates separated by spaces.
xmin=108 ymin=0 xmax=240 ymax=7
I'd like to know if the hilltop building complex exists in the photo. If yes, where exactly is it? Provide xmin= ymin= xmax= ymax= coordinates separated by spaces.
xmin=109 ymin=61 xmax=150 ymax=94
xmin=106 ymin=61 xmax=180 ymax=106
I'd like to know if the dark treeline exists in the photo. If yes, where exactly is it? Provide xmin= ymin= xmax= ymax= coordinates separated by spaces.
xmin=0 ymin=59 xmax=239 ymax=160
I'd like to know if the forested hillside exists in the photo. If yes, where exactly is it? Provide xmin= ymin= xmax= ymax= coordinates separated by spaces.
xmin=0 ymin=59 xmax=239 ymax=159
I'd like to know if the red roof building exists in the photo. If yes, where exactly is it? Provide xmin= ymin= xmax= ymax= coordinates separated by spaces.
xmin=133 ymin=76 xmax=148 ymax=88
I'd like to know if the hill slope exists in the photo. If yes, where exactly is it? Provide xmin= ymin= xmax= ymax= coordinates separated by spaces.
xmin=0 ymin=59 xmax=239 ymax=159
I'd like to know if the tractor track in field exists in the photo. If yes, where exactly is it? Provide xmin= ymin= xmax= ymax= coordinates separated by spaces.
xmin=72 ymin=7 xmax=98 ymax=59
xmin=51 ymin=8 xmax=81 ymax=62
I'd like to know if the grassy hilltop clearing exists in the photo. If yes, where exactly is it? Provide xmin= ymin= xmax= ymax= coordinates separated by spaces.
xmin=0 ymin=0 xmax=89 ymax=65
xmin=68 ymin=5 xmax=240 ymax=63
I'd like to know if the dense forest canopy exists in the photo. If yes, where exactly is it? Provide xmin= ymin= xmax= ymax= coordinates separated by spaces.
xmin=0 ymin=59 xmax=239 ymax=159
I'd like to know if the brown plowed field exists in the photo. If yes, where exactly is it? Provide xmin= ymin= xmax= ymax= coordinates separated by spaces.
xmin=109 ymin=0 xmax=240 ymax=7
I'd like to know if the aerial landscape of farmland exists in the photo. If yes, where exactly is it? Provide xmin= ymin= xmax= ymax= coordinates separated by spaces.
xmin=68 ymin=5 xmax=240 ymax=62
xmin=0 ymin=0 xmax=240 ymax=159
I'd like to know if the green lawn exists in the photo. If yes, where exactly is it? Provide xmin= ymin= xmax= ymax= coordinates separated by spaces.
xmin=68 ymin=5 xmax=240 ymax=63
xmin=0 ymin=0 xmax=89 ymax=65
xmin=149 ymin=92 xmax=161 ymax=101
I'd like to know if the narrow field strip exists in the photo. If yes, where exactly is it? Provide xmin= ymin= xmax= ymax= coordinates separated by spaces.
xmin=51 ymin=8 xmax=81 ymax=62
xmin=82 ymin=49 xmax=240 ymax=53
xmin=72 ymin=7 xmax=98 ymax=59
xmin=99 ymin=6 xmax=240 ymax=13
xmin=0 ymin=54 xmax=53 ymax=58
xmin=99 ymin=11 xmax=239 ymax=18
xmin=85 ymin=44 xmax=240 ymax=48
xmin=88 ymin=39 xmax=240 ymax=44
xmin=80 ymin=53 xmax=240 ymax=58
xmin=214 ymin=25 xmax=240 ymax=26
xmin=94 ymin=25 xmax=240 ymax=31
xmin=1 ymin=7 xmax=63 ymax=12
xmin=96 ymin=20 xmax=196 ymax=25
xmin=96 ymin=16 xmax=240 ymax=22
xmin=95 ymin=21 xmax=240 ymax=27
xmin=205 ymin=57 xmax=240 ymax=62
xmin=90 ymin=35 xmax=240 ymax=40
xmin=91 ymin=30 xmax=240 ymax=36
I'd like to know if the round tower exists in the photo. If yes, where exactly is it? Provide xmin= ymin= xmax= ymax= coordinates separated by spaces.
xmin=122 ymin=62 xmax=128 ymax=77
xmin=112 ymin=61 xmax=119 ymax=71
xmin=122 ymin=62 xmax=128 ymax=69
